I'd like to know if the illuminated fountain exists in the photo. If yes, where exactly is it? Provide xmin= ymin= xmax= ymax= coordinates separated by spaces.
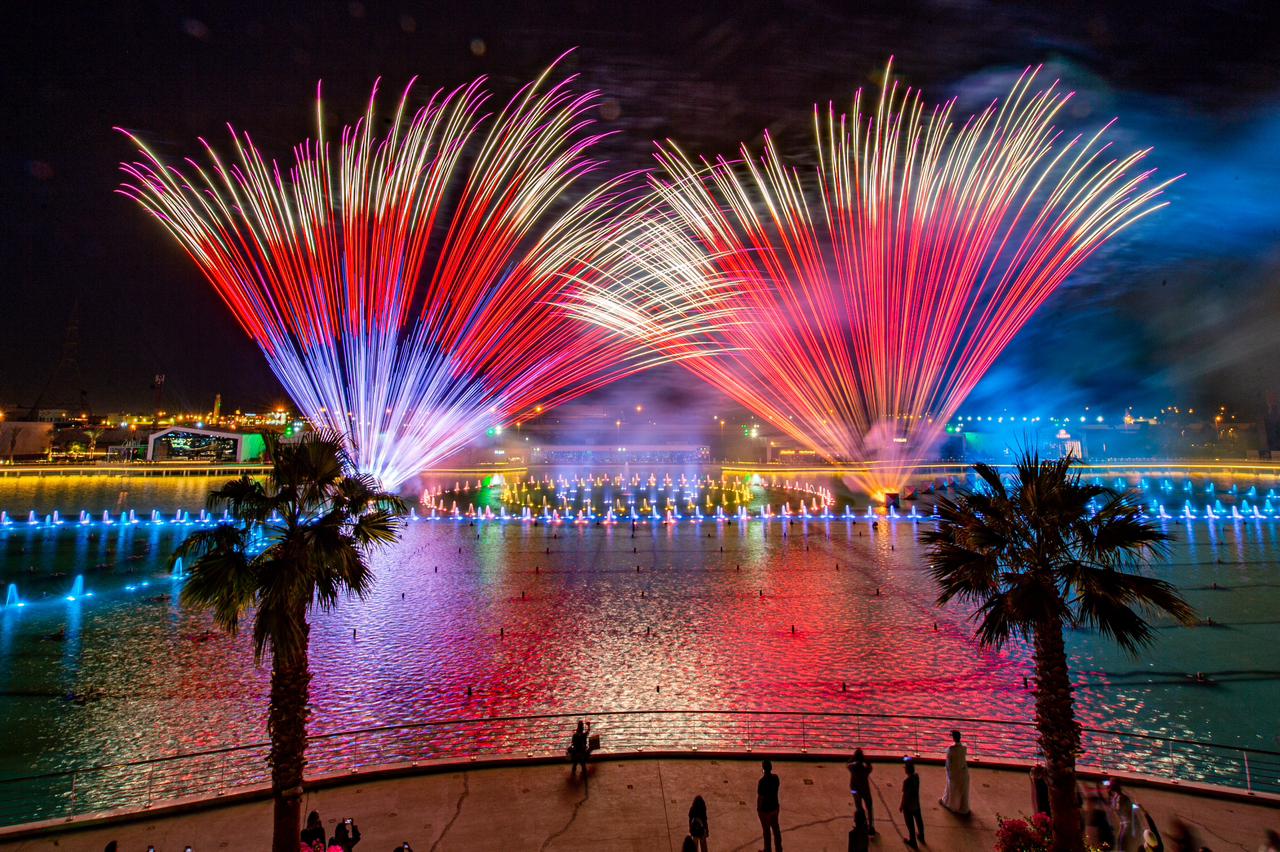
xmin=118 ymin=60 xmax=717 ymax=490
xmin=569 ymin=61 xmax=1176 ymax=499
xmin=65 ymin=576 xmax=85 ymax=602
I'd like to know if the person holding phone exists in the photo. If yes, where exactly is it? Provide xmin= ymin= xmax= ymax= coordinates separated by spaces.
xmin=846 ymin=749 xmax=875 ymax=835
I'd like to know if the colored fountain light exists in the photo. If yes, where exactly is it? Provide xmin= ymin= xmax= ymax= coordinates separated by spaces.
xmin=570 ymin=61 xmax=1176 ymax=497
xmin=117 ymin=59 xmax=703 ymax=490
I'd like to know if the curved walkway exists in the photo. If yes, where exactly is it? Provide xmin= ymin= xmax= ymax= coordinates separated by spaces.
xmin=1 ymin=757 xmax=1276 ymax=851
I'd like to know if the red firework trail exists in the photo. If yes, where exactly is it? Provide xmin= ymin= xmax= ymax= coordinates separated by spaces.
xmin=571 ymin=61 xmax=1179 ymax=497
xmin=117 ymin=60 xmax=708 ymax=489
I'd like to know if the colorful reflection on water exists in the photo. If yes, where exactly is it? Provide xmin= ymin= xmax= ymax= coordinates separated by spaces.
xmin=0 ymin=471 xmax=1277 ymax=818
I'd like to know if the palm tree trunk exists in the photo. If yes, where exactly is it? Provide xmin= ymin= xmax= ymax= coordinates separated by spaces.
xmin=1033 ymin=614 xmax=1084 ymax=852
xmin=268 ymin=613 xmax=311 ymax=852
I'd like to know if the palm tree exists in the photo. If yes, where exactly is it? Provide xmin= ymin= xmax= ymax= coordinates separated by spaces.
xmin=85 ymin=427 xmax=106 ymax=459
xmin=921 ymin=453 xmax=1195 ymax=852
xmin=173 ymin=430 xmax=406 ymax=852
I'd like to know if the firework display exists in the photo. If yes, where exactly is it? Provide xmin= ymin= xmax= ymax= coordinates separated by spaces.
xmin=118 ymin=64 xmax=709 ymax=489
xmin=568 ymin=63 xmax=1176 ymax=497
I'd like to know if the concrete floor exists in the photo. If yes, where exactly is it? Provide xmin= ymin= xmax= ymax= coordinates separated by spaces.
xmin=1 ymin=759 xmax=1276 ymax=851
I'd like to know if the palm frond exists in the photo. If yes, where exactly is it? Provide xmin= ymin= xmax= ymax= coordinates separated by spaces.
xmin=972 ymin=463 xmax=1008 ymax=500
xmin=350 ymin=509 xmax=404 ymax=547
xmin=207 ymin=475 xmax=269 ymax=521
xmin=1078 ymin=494 xmax=1170 ymax=566
xmin=972 ymin=591 xmax=1023 ymax=648
xmin=1070 ymin=572 xmax=1159 ymax=653
xmin=179 ymin=546 xmax=258 ymax=635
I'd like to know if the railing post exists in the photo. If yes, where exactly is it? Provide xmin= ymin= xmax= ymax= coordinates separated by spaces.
xmin=801 ymin=716 xmax=807 ymax=752
xmin=69 ymin=770 xmax=77 ymax=817
xmin=1242 ymin=749 xmax=1252 ymax=793
xmin=144 ymin=763 xmax=154 ymax=808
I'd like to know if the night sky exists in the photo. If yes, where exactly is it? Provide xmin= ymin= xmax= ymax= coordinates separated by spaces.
xmin=6 ymin=1 xmax=1280 ymax=420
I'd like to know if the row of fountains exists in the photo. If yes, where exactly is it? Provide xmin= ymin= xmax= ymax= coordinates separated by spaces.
xmin=2 ymin=473 xmax=1269 ymax=527
xmin=1 ymin=560 xmax=185 ymax=611
xmin=4 ymin=472 xmax=1275 ymax=611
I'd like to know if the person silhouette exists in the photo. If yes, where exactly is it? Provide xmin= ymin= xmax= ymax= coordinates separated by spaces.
xmin=756 ymin=760 xmax=783 ymax=852
xmin=899 ymin=758 xmax=924 ymax=848
xmin=569 ymin=719 xmax=591 ymax=779
xmin=687 ymin=795 xmax=709 ymax=852
xmin=940 ymin=729 xmax=970 ymax=815
xmin=846 ymin=749 xmax=876 ymax=834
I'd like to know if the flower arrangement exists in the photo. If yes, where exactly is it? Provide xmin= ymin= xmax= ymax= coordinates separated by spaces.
xmin=994 ymin=814 xmax=1054 ymax=852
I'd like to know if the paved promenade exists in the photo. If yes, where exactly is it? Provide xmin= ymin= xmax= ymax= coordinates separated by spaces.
xmin=1 ymin=758 xmax=1275 ymax=851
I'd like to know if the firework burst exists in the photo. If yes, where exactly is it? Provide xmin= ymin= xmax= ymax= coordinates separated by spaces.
xmin=118 ymin=62 xmax=710 ymax=489
xmin=570 ymin=61 xmax=1177 ymax=497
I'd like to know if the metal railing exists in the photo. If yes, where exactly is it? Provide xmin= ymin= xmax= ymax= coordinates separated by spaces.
xmin=1 ymin=710 xmax=1275 ymax=828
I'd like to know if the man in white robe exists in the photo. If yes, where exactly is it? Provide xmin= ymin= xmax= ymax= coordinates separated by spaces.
xmin=940 ymin=729 xmax=970 ymax=815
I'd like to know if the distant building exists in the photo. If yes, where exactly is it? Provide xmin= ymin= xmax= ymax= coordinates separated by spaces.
xmin=0 ymin=421 xmax=55 ymax=461
xmin=146 ymin=426 xmax=266 ymax=463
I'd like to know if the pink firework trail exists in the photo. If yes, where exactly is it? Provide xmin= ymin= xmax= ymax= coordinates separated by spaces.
xmin=117 ymin=63 xmax=705 ymax=489
xmin=571 ymin=62 xmax=1178 ymax=498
